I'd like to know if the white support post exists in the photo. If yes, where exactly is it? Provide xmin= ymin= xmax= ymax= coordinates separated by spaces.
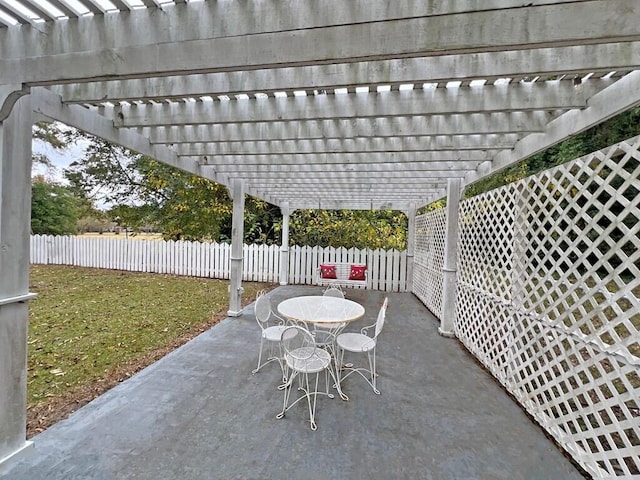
xmin=227 ymin=179 xmax=245 ymax=317
xmin=279 ymin=203 xmax=290 ymax=286
xmin=439 ymin=178 xmax=462 ymax=338
xmin=405 ymin=204 xmax=416 ymax=293
xmin=0 ymin=94 xmax=35 ymax=470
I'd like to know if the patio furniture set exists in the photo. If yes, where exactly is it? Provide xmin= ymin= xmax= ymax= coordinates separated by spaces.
xmin=252 ymin=286 xmax=388 ymax=430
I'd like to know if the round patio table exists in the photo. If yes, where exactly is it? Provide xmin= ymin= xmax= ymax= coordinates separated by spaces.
xmin=277 ymin=295 xmax=365 ymax=325
xmin=278 ymin=295 xmax=365 ymax=401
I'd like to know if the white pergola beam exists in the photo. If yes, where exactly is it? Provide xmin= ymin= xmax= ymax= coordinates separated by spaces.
xmin=51 ymin=43 xmax=640 ymax=104
xmin=212 ymin=168 xmax=470 ymax=179
xmin=144 ymin=114 xmax=549 ymax=143
xmin=198 ymin=154 xmax=487 ymax=168
xmin=173 ymin=136 xmax=517 ymax=156
xmin=3 ymin=1 xmax=639 ymax=85
xmin=247 ymin=179 xmax=445 ymax=187
xmin=289 ymin=199 xmax=440 ymax=211
xmin=193 ymin=152 xmax=491 ymax=165
xmin=465 ymin=70 xmax=640 ymax=184
xmin=112 ymin=83 xmax=602 ymax=127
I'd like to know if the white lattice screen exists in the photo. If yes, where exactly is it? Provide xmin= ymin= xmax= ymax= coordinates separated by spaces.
xmin=413 ymin=136 xmax=640 ymax=479
xmin=413 ymin=209 xmax=446 ymax=316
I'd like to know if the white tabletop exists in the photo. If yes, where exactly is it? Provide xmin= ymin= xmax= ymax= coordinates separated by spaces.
xmin=277 ymin=296 xmax=365 ymax=324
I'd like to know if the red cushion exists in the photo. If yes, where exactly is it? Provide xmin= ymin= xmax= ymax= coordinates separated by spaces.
xmin=320 ymin=264 xmax=337 ymax=279
xmin=349 ymin=265 xmax=367 ymax=281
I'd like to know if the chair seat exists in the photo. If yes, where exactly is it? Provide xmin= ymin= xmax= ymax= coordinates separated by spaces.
xmin=285 ymin=347 xmax=331 ymax=374
xmin=336 ymin=332 xmax=376 ymax=353
xmin=263 ymin=324 xmax=288 ymax=342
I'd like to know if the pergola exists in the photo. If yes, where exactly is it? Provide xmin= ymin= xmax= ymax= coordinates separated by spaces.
xmin=2 ymin=0 xmax=640 ymax=470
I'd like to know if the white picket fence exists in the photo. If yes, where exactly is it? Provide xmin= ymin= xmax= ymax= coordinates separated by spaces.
xmin=30 ymin=235 xmax=408 ymax=292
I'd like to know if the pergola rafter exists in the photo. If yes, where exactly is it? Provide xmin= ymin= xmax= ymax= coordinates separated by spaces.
xmin=2 ymin=0 xmax=639 ymax=211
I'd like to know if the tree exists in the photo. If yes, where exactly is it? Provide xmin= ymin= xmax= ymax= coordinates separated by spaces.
xmin=289 ymin=210 xmax=407 ymax=250
xmin=64 ymin=139 xmax=236 ymax=241
xmin=31 ymin=177 xmax=78 ymax=235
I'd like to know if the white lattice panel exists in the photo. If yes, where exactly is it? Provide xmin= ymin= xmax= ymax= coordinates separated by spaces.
xmin=457 ymin=189 xmax=518 ymax=303
xmin=452 ymin=136 xmax=640 ymax=479
xmin=412 ymin=137 xmax=640 ymax=478
xmin=413 ymin=209 xmax=446 ymax=317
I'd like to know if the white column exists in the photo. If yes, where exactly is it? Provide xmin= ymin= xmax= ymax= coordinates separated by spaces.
xmin=279 ymin=203 xmax=290 ymax=286
xmin=227 ymin=178 xmax=245 ymax=317
xmin=0 ymin=94 xmax=36 ymax=468
xmin=439 ymin=178 xmax=462 ymax=338
xmin=405 ymin=204 xmax=416 ymax=293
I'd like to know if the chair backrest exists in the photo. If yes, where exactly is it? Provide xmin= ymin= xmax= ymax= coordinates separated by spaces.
xmin=323 ymin=286 xmax=345 ymax=299
xmin=373 ymin=297 xmax=389 ymax=339
xmin=280 ymin=325 xmax=317 ymax=362
xmin=254 ymin=291 xmax=273 ymax=328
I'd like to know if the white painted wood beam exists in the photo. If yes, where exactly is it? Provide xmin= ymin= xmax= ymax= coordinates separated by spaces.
xmin=196 ymin=152 xmax=490 ymax=166
xmin=0 ymin=94 xmax=34 ymax=469
xmin=290 ymin=198 xmax=441 ymax=211
xmin=51 ymin=43 xmax=640 ymax=104
xmin=112 ymin=83 xmax=603 ymax=127
xmin=2 ymin=0 xmax=575 ymax=56
xmin=173 ymin=136 xmax=516 ymax=156
xmin=261 ymin=191 xmax=441 ymax=198
xmin=247 ymin=178 xmax=445 ymax=188
xmin=227 ymin=178 xmax=244 ymax=317
xmin=144 ymin=114 xmax=548 ymax=143
xmin=194 ymin=152 xmax=490 ymax=166
xmin=465 ymin=70 xmax=640 ymax=185
xmin=439 ymin=177 xmax=462 ymax=337
xmin=0 ymin=84 xmax=29 ymax=122
xmin=279 ymin=202 xmax=290 ymax=285
xmin=214 ymin=168 xmax=471 ymax=180
xmin=4 ymin=1 xmax=639 ymax=84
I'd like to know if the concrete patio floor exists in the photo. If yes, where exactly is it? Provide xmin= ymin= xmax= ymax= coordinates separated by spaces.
xmin=2 ymin=286 xmax=587 ymax=480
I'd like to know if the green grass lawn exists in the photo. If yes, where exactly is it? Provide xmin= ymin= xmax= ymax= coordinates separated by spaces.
xmin=28 ymin=265 xmax=272 ymax=408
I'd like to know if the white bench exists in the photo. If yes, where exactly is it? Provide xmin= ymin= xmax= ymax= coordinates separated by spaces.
xmin=316 ymin=263 xmax=368 ymax=289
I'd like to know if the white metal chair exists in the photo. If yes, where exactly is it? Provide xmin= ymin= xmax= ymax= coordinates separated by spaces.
xmin=252 ymin=291 xmax=288 ymax=380
xmin=322 ymin=285 xmax=344 ymax=298
xmin=276 ymin=325 xmax=333 ymax=430
xmin=336 ymin=297 xmax=388 ymax=395
xmin=313 ymin=286 xmax=347 ymax=349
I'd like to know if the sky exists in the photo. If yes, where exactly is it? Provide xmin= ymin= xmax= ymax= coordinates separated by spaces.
xmin=32 ymin=134 xmax=113 ymax=209
xmin=32 ymin=131 xmax=88 ymax=184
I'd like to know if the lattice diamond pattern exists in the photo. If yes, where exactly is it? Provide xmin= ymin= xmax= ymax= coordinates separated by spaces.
xmin=414 ymin=136 xmax=640 ymax=479
xmin=458 ymin=188 xmax=518 ymax=303
xmin=413 ymin=210 xmax=446 ymax=317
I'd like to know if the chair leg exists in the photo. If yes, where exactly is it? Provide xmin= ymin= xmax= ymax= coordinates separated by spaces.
xmin=252 ymin=337 xmax=265 ymax=374
xmin=367 ymin=349 xmax=380 ymax=395
xmin=337 ymin=347 xmax=381 ymax=395
xmin=254 ymin=339 xmax=287 ymax=383
xmin=276 ymin=371 xmax=296 ymax=420
xmin=305 ymin=372 xmax=319 ymax=431
xmin=276 ymin=368 xmax=333 ymax=430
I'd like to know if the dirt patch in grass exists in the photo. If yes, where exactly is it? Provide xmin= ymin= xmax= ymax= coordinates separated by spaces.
xmin=27 ymin=265 xmax=275 ymax=438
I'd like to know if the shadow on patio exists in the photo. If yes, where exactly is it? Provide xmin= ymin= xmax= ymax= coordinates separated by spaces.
xmin=3 ymin=286 xmax=586 ymax=480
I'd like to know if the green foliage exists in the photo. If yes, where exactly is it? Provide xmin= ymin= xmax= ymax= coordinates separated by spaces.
xmin=464 ymin=107 xmax=640 ymax=199
xmin=28 ymin=265 xmax=270 ymax=407
xmin=33 ymin=122 xmax=71 ymax=149
xmin=64 ymin=141 xmax=233 ymax=240
xmin=289 ymin=210 xmax=407 ymax=250
xmin=32 ymin=122 xmax=75 ymax=169
xmin=31 ymin=178 xmax=78 ymax=235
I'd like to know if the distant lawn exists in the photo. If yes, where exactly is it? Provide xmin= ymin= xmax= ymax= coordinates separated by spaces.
xmin=27 ymin=265 xmax=273 ymax=436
